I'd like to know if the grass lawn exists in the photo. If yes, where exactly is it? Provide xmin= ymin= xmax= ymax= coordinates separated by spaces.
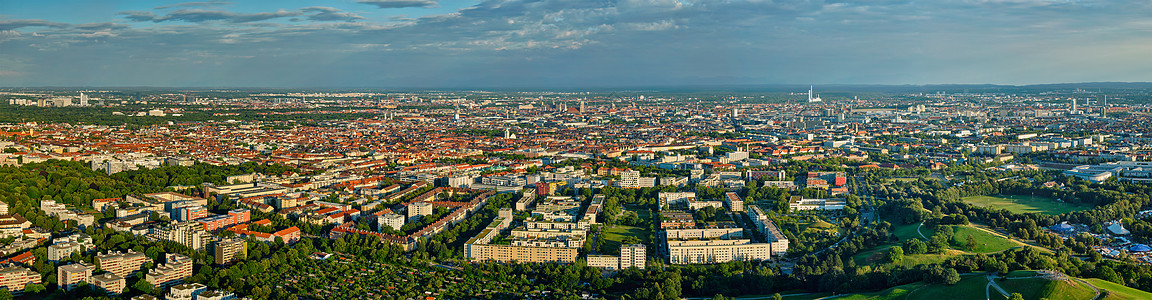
xmin=601 ymin=225 xmax=650 ymax=255
xmin=852 ymin=245 xmax=959 ymax=268
xmin=904 ymin=275 xmax=1001 ymax=300
xmin=892 ymin=222 xmax=930 ymax=241
xmin=999 ymin=277 xmax=1096 ymax=300
xmin=962 ymin=194 xmax=1092 ymax=215
xmin=623 ymin=204 xmax=653 ymax=224
xmin=837 ymin=282 xmax=925 ymax=300
xmin=1084 ymin=278 xmax=1152 ymax=300
xmin=944 ymin=225 xmax=1021 ymax=254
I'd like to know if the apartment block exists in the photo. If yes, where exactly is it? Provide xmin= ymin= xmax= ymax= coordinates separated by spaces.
xmin=146 ymin=253 xmax=193 ymax=289
xmin=408 ymin=201 xmax=433 ymax=218
xmin=377 ymin=213 xmax=405 ymax=231
xmin=214 ymin=238 xmax=247 ymax=265
xmin=165 ymin=283 xmax=208 ymax=300
xmin=620 ymin=244 xmax=646 ymax=269
xmin=97 ymin=250 xmax=150 ymax=278
xmin=90 ymin=272 xmax=126 ymax=295
xmin=57 ymin=263 xmax=94 ymax=291
xmin=667 ymin=239 xmax=772 ymax=264
xmin=152 ymin=222 xmax=213 ymax=251
xmin=0 ymin=266 xmax=40 ymax=296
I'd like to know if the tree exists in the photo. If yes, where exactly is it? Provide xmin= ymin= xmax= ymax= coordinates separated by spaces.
xmin=0 ymin=288 xmax=10 ymax=300
xmin=22 ymin=283 xmax=45 ymax=294
xmin=132 ymin=279 xmax=153 ymax=294
xmin=966 ymin=235 xmax=978 ymax=251
xmin=904 ymin=238 xmax=927 ymax=255
xmin=886 ymin=246 xmax=904 ymax=264
xmin=772 ymin=293 xmax=783 ymax=300
xmin=1010 ymin=293 xmax=1024 ymax=300
xmin=942 ymin=268 xmax=961 ymax=285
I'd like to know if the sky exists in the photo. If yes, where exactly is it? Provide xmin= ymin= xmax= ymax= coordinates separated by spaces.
xmin=2 ymin=0 xmax=1152 ymax=88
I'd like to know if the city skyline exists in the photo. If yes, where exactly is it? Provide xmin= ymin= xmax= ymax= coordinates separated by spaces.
xmin=2 ymin=0 xmax=1152 ymax=87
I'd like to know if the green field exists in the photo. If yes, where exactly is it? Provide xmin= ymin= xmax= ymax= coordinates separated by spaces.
xmin=944 ymin=225 xmax=1021 ymax=254
xmin=851 ymin=245 xmax=957 ymax=268
xmin=1084 ymin=278 xmax=1152 ymax=300
xmin=999 ymin=278 xmax=1096 ymax=300
xmin=836 ymin=282 xmax=924 ymax=300
xmin=962 ymin=195 xmax=1092 ymax=215
xmin=903 ymin=275 xmax=999 ymax=300
xmin=892 ymin=222 xmax=930 ymax=241
xmin=601 ymin=225 xmax=649 ymax=255
xmin=830 ymin=272 xmax=1121 ymax=300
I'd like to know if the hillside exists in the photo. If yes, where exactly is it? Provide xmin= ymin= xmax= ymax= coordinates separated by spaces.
xmin=831 ymin=271 xmax=1152 ymax=300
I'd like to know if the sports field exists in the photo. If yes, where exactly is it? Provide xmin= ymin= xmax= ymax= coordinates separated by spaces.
xmin=962 ymin=194 xmax=1092 ymax=215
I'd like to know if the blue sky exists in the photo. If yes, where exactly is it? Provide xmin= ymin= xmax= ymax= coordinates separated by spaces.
xmin=2 ymin=0 xmax=1151 ymax=87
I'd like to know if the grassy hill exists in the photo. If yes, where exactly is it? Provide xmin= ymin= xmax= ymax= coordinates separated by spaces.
xmin=831 ymin=272 xmax=1151 ymax=300
xmin=942 ymin=225 xmax=1021 ymax=254
xmin=1084 ymin=278 xmax=1152 ymax=300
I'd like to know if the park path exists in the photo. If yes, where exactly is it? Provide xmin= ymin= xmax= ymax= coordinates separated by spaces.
xmin=916 ymin=222 xmax=928 ymax=240
xmin=986 ymin=274 xmax=1010 ymax=299
xmin=1071 ymin=277 xmax=1102 ymax=300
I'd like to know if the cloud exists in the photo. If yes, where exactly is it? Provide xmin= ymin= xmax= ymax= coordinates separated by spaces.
xmin=118 ymin=11 xmax=161 ymax=22
xmin=121 ymin=7 xmax=364 ymax=23
xmin=155 ymin=1 xmax=230 ymax=10
xmin=302 ymin=7 xmax=367 ymax=22
xmin=161 ymin=9 xmax=301 ymax=23
xmin=74 ymin=22 xmax=130 ymax=31
xmin=0 ymin=19 xmax=68 ymax=31
xmin=357 ymin=0 xmax=438 ymax=9
xmin=6 ymin=0 xmax=1152 ymax=87
xmin=119 ymin=9 xmax=301 ymax=23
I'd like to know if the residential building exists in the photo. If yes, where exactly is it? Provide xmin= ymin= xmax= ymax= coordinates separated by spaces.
xmin=407 ymin=201 xmax=433 ymax=219
xmin=587 ymin=255 xmax=620 ymax=270
xmin=620 ymin=244 xmax=646 ymax=269
xmin=788 ymin=196 xmax=846 ymax=211
xmin=0 ymin=266 xmax=40 ymax=296
xmin=152 ymin=222 xmax=213 ymax=251
xmin=378 ymin=213 xmax=405 ymax=231
xmin=196 ymin=290 xmax=238 ymax=300
xmin=57 ymin=263 xmax=94 ymax=291
xmin=97 ymin=250 xmax=150 ymax=278
xmin=666 ymin=239 xmax=772 ymax=264
xmin=724 ymin=192 xmax=744 ymax=212
xmin=90 ymin=273 xmax=126 ymax=295
xmin=165 ymin=283 xmax=208 ymax=300
xmin=146 ymin=253 xmax=193 ymax=289
xmin=214 ymin=238 xmax=246 ymax=265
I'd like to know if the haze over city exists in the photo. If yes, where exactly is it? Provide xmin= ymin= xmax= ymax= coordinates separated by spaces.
xmin=3 ymin=0 xmax=1152 ymax=87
